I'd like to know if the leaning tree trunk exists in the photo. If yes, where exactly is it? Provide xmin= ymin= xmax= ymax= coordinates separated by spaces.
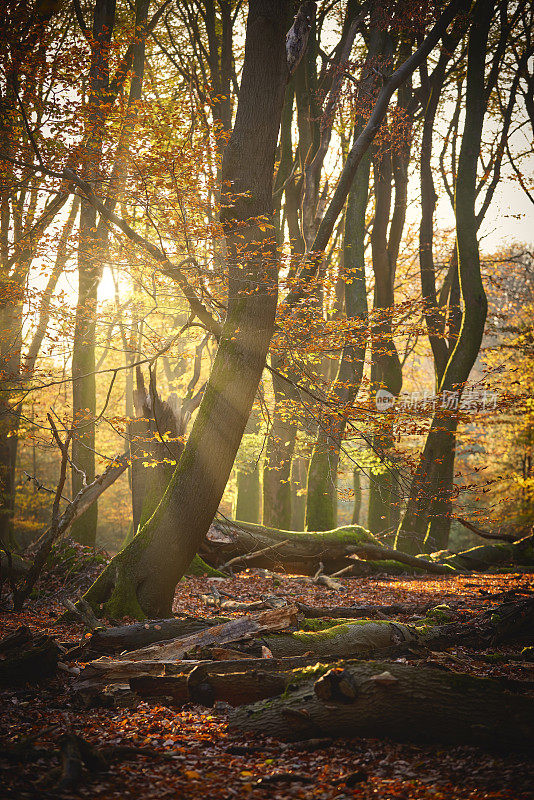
xmin=83 ymin=0 xmax=298 ymax=619
xmin=395 ymin=0 xmax=493 ymax=555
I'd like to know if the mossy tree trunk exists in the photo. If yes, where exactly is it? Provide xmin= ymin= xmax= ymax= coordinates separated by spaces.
xmin=83 ymin=0 xmax=294 ymax=618
xmin=351 ymin=469 xmax=362 ymax=524
xmin=233 ymin=402 xmax=262 ymax=524
xmin=290 ymin=455 xmax=307 ymax=529
xmin=234 ymin=465 xmax=261 ymax=524
xmin=262 ymin=359 xmax=299 ymax=530
xmin=396 ymin=0 xmax=493 ymax=554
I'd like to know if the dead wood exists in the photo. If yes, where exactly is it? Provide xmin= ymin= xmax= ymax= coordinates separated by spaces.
xmin=0 ymin=629 xmax=61 ymax=684
xmin=84 ymin=615 xmax=230 ymax=655
xmin=296 ymin=603 xmax=432 ymax=619
xmin=426 ymin=596 xmax=534 ymax=649
xmin=352 ymin=543 xmax=453 ymax=575
xmin=129 ymin=655 xmax=319 ymax=707
xmin=456 ymin=517 xmax=520 ymax=543
xmin=63 ymin=598 xmax=103 ymax=631
xmin=259 ymin=619 xmax=419 ymax=659
xmin=201 ymin=520 xmax=378 ymax=575
xmin=57 ymin=734 xmax=84 ymax=792
xmin=93 ymin=605 xmax=299 ymax=664
xmin=220 ymin=539 xmax=291 ymax=572
xmin=229 ymin=659 xmax=534 ymax=750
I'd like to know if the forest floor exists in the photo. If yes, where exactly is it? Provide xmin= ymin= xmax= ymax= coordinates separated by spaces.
xmin=1 ymin=569 xmax=533 ymax=800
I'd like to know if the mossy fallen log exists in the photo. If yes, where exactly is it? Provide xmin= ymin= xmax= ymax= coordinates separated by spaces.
xmin=202 ymin=521 xmax=534 ymax=577
xmin=259 ymin=620 xmax=419 ymax=659
xmin=436 ymin=533 xmax=534 ymax=572
xmin=202 ymin=520 xmax=392 ymax=575
xmin=228 ymin=660 xmax=534 ymax=750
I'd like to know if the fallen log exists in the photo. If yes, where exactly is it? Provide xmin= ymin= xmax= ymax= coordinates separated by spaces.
xmin=89 ymin=605 xmax=299 ymax=665
xmin=201 ymin=520 xmax=534 ymax=577
xmin=80 ymin=597 xmax=534 ymax=687
xmin=0 ymin=628 xmax=61 ymax=684
xmin=296 ymin=602 xmax=432 ymax=619
xmin=437 ymin=533 xmax=534 ymax=571
xmin=425 ymin=596 xmax=534 ymax=649
xmin=229 ymin=660 xmax=534 ymax=750
xmin=259 ymin=620 xmax=419 ymax=659
xmin=202 ymin=520 xmax=381 ymax=575
xmin=84 ymin=615 xmax=230 ymax=655
xmin=352 ymin=543 xmax=453 ymax=575
xmin=130 ymin=655 xmax=328 ymax=706
xmin=456 ymin=517 xmax=519 ymax=543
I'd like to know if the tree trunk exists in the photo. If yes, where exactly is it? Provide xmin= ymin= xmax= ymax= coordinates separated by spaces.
xmin=396 ymin=0 xmax=493 ymax=554
xmin=84 ymin=615 xmax=230 ymax=655
xmin=259 ymin=619 xmax=418 ymax=659
xmin=262 ymin=357 xmax=300 ymax=530
xmin=233 ymin=465 xmax=261 ymax=524
xmin=367 ymin=42 xmax=413 ymax=536
xmin=228 ymin=660 xmax=534 ymax=751
xmin=305 ymin=151 xmax=371 ymax=531
xmin=71 ymin=0 xmax=150 ymax=545
xmin=70 ymin=0 xmax=117 ymax=546
xmin=351 ymin=469 xmax=362 ymax=524
xmin=290 ymin=455 xmax=307 ymax=529
xmin=83 ymin=0 xmax=296 ymax=619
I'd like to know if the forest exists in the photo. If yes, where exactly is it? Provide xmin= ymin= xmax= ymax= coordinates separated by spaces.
xmin=0 ymin=0 xmax=533 ymax=797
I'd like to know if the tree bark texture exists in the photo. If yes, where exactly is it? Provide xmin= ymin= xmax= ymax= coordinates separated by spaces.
xmin=228 ymin=659 xmax=534 ymax=750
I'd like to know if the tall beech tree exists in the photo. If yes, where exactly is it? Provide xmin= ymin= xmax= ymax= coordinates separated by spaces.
xmin=395 ymin=0 xmax=495 ymax=554
xmin=70 ymin=0 xmax=156 ymax=545
xmin=83 ymin=0 xmax=302 ymax=617
xmin=396 ymin=0 xmax=528 ymax=553
xmin=0 ymin=0 xmax=69 ymax=547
